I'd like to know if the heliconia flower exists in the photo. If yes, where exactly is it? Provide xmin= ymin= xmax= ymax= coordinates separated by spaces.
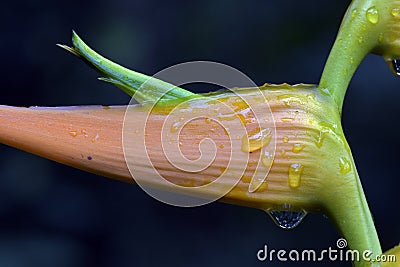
xmin=0 ymin=0 xmax=399 ymax=266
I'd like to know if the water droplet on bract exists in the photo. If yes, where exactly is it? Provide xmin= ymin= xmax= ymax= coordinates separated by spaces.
xmin=339 ymin=156 xmax=352 ymax=174
xmin=387 ymin=59 xmax=400 ymax=76
xmin=288 ymin=163 xmax=303 ymax=188
xmin=366 ymin=7 xmax=379 ymax=24
xmin=91 ymin=133 xmax=100 ymax=143
xmin=69 ymin=130 xmax=77 ymax=137
xmin=261 ymin=151 xmax=274 ymax=168
xmin=249 ymin=151 xmax=274 ymax=193
xmin=292 ymin=143 xmax=305 ymax=153
xmin=241 ymin=175 xmax=251 ymax=183
xmin=81 ymin=129 xmax=88 ymax=137
xmin=281 ymin=117 xmax=294 ymax=123
xmin=268 ymin=209 xmax=307 ymax=230
xmin=391 ymin=7 xmax=400 ymax=17
xmin=241 ymin=127 xmax=272 ymax=153
xmin=170 ymin=121 xmax=182 ymax=133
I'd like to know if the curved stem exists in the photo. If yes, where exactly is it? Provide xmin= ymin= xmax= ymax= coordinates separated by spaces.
xmin=319 ymin=0 xmax=396 ymax=113
xmin=318 ymin=0 xmax=400 ymax=264
xmin=324 ymin=169 xmax=382 ymax=266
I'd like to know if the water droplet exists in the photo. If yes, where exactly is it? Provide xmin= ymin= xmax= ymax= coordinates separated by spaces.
xmin=249 ymin=151 xmax=274 ymax=192
xmin=315 ymin=129 xmax=327 ymax=148
xmin=307 ymin=93 xmax=316 ymax=101
xmin=351 ymin=8 xmax=358 ymax=19
xmin=217 ymin=113 xmax=239 ymax=121
xmin=366 ymin=7 xmax=379 ymax=24
xmin=281 ymin=117 xmax=294 ymax=123
xmin=81 ymin=129 xmax=88 ymax=137
xmin=268 ymin=208 xmax=307 ymax=230
xmin=170 ymin=121 xmax=182 ymax=133
xmin=247 ymin=160 xmax=257 ymax=167
xmin=241 ymin=127 xmax=272 ymax=153
xmin=241 ymin=175 xmax=252 ymax=183
xmin=391 ymin=7 xmax=400 ymax=17
xmin=282 ymin=136 xmax=289 ymax=143
xmin=378 ymin=33 xmax=384 ymax=43
xmin=339 ymin=156 xmax=352 ymax=174
xmin=277 ymin=94 xmax=301 ymax=107
xmin=292 ymin=143 xmax=305 ymax=153
xmin=319 ymin=87 xmax=331 ymax=96
xmin=91 ymin=133 xmax=100 ymax=143
xmin=387 ymin=59 xmax=400 ymax=76
xmin=261 ymin=151 xmax=274 ymax=168
xmin=69 ymin=130 xmax=77 ymax=137
xmin=288 ymin=163 xmax=303 ymax=188
xmin=358 ymin=36 xmax=364 ymax=44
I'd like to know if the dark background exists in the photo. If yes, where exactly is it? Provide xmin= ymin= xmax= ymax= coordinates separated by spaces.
xmin=0 ymin=1 xmax=399 ymax=266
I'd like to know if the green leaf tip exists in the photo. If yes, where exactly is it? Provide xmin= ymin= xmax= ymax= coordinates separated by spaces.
xmin=59 ymin=31 xmax=197 ymax=104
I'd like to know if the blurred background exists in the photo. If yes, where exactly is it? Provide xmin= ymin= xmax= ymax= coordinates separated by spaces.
xmin=0 ymin=0 xmax=399 ymax=266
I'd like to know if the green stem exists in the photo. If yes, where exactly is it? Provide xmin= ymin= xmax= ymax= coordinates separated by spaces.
xmin=58 ymin=31 xmax=197 ymax=103
xmin=319 ymin=0 xmax=394 ymax=113
xmin=324 ymin=169 xmax=382 ymax=267
xmin=319 ymin=0 xmax=400 ymax=265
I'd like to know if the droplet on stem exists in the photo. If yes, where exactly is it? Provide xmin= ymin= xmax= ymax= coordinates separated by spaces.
xmin=339 ymin=156 xmax=352 ymax=174
xmin=387 ymin=59 xmax=400 ymax=76
xmin=366 ymin=7 xmax=379 ymax=24
xmin=351 ymin=8 xmax=358 ymax=19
